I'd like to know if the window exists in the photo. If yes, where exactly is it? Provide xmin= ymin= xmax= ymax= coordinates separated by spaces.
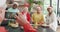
xmin=43 ymin=0 xmax=50 ymax=15
xmin=59 ymin=0 xmax=60 ymax=8
xmin=57 ymin=0 xmax=60 ymax=17
xmin=52 ymin=0 xmax=57 ymax=15
xmin=43 ymin=0 xmax=58 ymax=15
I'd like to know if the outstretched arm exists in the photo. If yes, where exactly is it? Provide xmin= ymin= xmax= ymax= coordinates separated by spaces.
xmin=15 ymin=13 xmax=29 ymax=26
xmin=0 ymin=7 xmax=5 ymax=24
xmin=15 ymin=13 xmax=37 ymax=32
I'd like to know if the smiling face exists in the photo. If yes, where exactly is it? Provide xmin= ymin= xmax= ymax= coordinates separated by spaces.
xmin=47 ymin=7 xmax=53 ymax=13
xmin=13 ymin=4 xmax=18 ymax=9
xmin=23 ymin=7 xmax=28 ymax=13
xmin=36 ymin=7 xmax=42 ymax=14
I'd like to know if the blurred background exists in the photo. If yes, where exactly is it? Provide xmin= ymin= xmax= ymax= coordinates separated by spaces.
xmin=0 ymin=0 xmax=60 ymax=32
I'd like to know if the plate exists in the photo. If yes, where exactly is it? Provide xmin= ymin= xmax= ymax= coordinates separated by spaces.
xmin=41 ymin=24 xmax=49 ymax=27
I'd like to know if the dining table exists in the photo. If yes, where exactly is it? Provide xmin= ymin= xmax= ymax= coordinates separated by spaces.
xmin=5 ymin=25 xmax=55 ymax=32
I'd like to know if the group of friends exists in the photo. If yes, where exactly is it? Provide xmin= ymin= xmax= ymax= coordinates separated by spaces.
xmin=0 ymin=1 xmax=58 ymax=32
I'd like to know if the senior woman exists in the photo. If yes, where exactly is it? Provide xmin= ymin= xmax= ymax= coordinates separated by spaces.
xmin=15 ymin=12 xmax=37 ymax=32
xmin=32 ymin=6 xmax=44 ymax=29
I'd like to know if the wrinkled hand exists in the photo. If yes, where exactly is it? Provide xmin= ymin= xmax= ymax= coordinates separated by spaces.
xmin=38 ymin=21 xmax=45 ymax=26
xmin=15 ymin=12 xmax=28 ymax=26
xmin=0 ymin=7 xmax=5 ymax=24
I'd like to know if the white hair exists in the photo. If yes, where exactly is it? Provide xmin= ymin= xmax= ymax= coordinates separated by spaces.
xmin=13 ymin=2 xmax=19 ymax=6
xmin=23 ymin=7 xmax=28 ymax=12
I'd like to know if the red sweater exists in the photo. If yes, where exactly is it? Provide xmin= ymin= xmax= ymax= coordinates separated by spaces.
xmin=23 ymin=23 xmax=37 ymax=32
xmin=22 ymin=12 xmax=31 ymax=23
xmin=16 ymin=12 xmax=37 ymax=32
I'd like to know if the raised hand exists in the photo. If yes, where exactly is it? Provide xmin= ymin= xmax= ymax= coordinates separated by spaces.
xmin=0 ymin=7 xmax=5 ymax=24
xmin=15 ymin=12 xmax=28 ymax=26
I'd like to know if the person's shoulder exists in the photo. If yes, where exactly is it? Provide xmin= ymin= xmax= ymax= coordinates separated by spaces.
xmin=8 ymin=7 xmax=12 ymax=9
xmin=53 ymin=12 xmax=56 ymax=15
xmin=17 ymin=8 xmax=19 ymax=10
xmin=16 ymin=8 xmax=19 ymax=10
xmin=27 ymin=12 xmax=30 ymax=14
xmin=15 ymin=8 xmax=18 ymax=10
xmin=32 ymin=13 xmax=36 ymax=15
xmin=45 ymin=14 xmax=49 ymax=17
xmin=53 ymin=12 xmax=57 ymax=17
xmin=7 ymin=8 xmax=12 ymax=12
xmin=8 ymin=7 xmax=12 ymax=10
xmin=31 ymin=13 xmax=36 ymax=17
xmin=52 ymin=12 xmax=56 ymax=16
xmin=40 ymin=13 xmax=44 ymax=15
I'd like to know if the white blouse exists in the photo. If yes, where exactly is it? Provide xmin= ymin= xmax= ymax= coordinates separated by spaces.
xmin=46 ymin=12 xmax=58 ymax=31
